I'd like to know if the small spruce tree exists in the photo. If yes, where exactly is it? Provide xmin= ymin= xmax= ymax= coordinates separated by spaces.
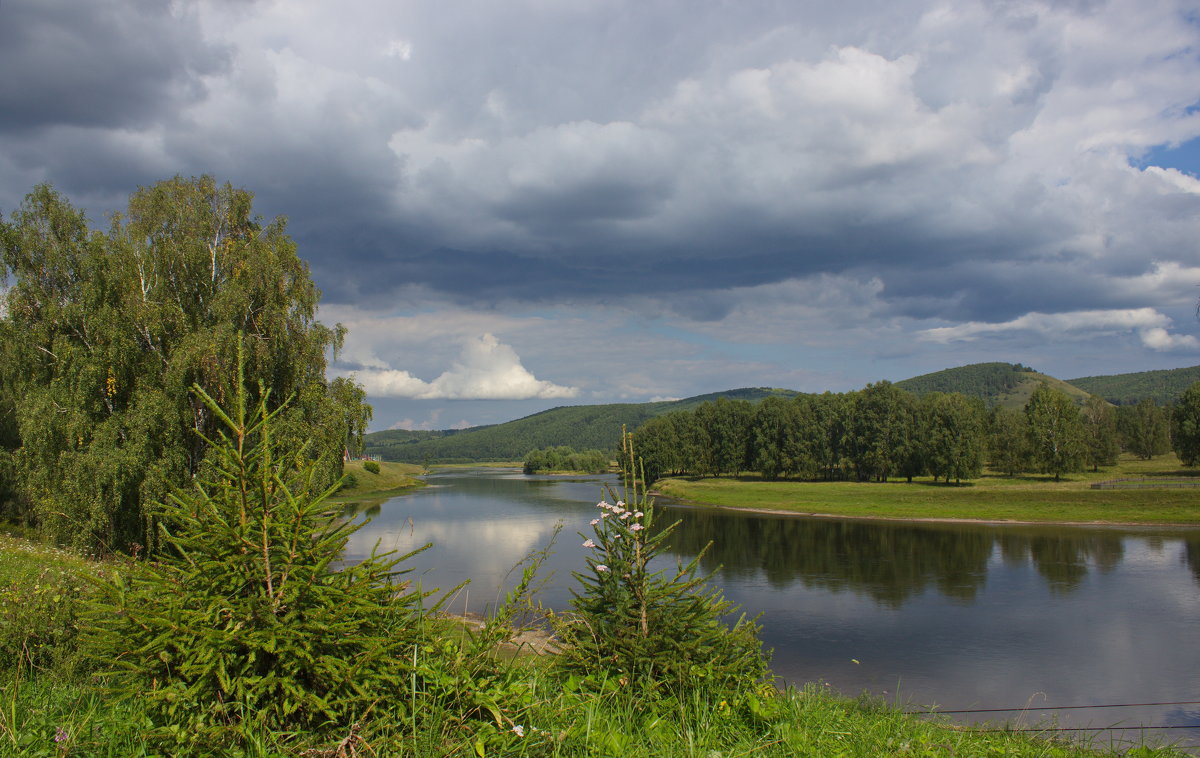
xmin=84 ymin=348 xmax=432 ymax=750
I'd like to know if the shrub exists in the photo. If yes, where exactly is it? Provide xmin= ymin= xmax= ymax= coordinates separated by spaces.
xmin=550 ymin=429 xmax=769 ymax=698
xmin=363 ymin=460 xmax=381 ymax=475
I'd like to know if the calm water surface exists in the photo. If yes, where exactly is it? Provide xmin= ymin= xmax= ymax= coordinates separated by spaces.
xmin=342 ymin=468 xmax=1200 ymax=747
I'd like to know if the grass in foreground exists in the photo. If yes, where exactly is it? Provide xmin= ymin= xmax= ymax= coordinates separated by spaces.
xmin=3 ymin=668 xmax=1190 ymax=757
xmin=655 ymin=453 xmax=1200 ymax=525
xmin=2 ymin=530 xmax=1192 ymax=756
xmin=3 ymin=656 xmax=1189 ymax=757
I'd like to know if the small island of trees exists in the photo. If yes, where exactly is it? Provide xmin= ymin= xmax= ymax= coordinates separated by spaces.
xmin=522 ymin=445 xmax=610 ymax=474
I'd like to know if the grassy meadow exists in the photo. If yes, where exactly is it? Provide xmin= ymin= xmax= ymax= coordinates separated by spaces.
xmin=654 ymin=453 xmax=1200 ymax=525
xmin=326 ymin=459 xmax=426 ymax=503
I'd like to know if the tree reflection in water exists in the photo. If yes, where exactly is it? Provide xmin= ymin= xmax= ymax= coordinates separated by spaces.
xmin=657 ymin=508 xmax=1163 ymax=608
xmin=1186 ymin=539 xmax=1200 ymax=585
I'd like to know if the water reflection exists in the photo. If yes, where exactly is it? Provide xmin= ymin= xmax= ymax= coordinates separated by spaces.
xmin=343 ymin=468 xmax=616 ymax=611
xmin=342 ymin=469 xmax=1200 ymax=745
xmin=345 ymin=469 xmax=1200 ymax=609
xmin=1187 ymin=539 xmax=1200 ymax=585
xmin=657 ymin=508 xmax=1144 ymax=605
xmin=663 ymin=514 xmax=993 ymax=607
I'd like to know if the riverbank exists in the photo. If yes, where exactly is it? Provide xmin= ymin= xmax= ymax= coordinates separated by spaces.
xmin=3 ymin=533 xmax=1187 ymax=756
xmin=327 ymin=459 xmax=425 ymax=503
xmin=653 ymin=453 xmax=1200 ymax=525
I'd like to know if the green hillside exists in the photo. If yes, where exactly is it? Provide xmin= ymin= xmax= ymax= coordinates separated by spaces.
xmin=365 ymin=362 xmax=1199 ymax=464
xmin=1068 ymin=365 xmax=1200 ymax=406
xmin=364 ymin=388 xmax=795 ymax=463
xmin=894 ymin=362 xmax=1092 ymax=409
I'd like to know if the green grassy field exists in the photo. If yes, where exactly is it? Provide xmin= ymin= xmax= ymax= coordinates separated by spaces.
xmin=327 ymin=459 xmax=425 ymax=503
xmin=654 ymin=453 xmax=1200 ymax=525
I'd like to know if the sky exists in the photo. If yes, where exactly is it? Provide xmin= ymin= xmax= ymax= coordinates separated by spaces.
xmin=2 ymin=0 xmax=1200 ymax=431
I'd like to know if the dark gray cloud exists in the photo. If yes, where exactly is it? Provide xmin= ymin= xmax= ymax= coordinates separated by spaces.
xmin=0 ymin=0 xmax=226 ymax=134
xmin=3 ymin=0 xmax=1200 ymax=423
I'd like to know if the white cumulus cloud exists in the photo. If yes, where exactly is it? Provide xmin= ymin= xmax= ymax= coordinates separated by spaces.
xmin=347 ymin=333 xmax=579 ymax=400
xmin=1139 ymin=327 xmax=1200 ymax=352
xmin=919 ymin=307 xmax=1200 ymax=353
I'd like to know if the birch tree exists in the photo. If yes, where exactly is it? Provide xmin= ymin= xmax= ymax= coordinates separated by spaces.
xmin=0 ymin=177 xmax=370 ymax=553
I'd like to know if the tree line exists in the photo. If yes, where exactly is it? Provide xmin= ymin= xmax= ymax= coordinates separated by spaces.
xmin=522 ymin=446 xmax=610 ymax=474
xmin=1068 ymin=365 xmax=1200 ymax=406
xmin=633 ymin=381 xmax=1200 ymax=485
xmin=0 ymin=177 xmax=371 ymax=554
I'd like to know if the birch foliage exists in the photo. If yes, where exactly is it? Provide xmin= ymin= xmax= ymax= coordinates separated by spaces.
xmin=0 ymin=177 xmax=370 ymax=552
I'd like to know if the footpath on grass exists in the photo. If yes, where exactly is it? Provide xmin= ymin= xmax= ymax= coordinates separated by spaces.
xmin=652 ymin=454 xmax=1200 ymax=527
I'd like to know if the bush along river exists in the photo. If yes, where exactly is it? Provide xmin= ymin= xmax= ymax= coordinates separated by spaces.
xmin=341 ymin=467 xmax=1200 ymax=748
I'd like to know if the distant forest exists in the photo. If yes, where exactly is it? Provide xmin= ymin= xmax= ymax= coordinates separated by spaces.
xmin=367 ymin=403 xmax=662 ymax=463
xmin=635 ymin=381 xmax=1183 ymax=484
xmin=894 ymin=362 xmax=1036 ymax=400
xmin=364 ymin=388 xmax=794 ymax=463
xmin=364 ymin=364 xmax=1199 ymax=464
xmin=1068 ymin=365 xmax=1200 ymax=406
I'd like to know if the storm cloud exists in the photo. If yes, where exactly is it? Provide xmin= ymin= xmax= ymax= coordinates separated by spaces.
xmin=2 ymin=0 xmax=1198 ymax=427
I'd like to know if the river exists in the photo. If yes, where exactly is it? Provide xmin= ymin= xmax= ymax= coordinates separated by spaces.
xmin=342 ymin=467 xmax=1200 ymax=749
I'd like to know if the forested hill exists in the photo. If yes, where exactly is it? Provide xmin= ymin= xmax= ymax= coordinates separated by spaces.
xmin=1067 ymin=365 xmax=1200 ymax=406
xmin=893 ymin=362 xmax=1092 ymax=409
xmin=365 ymin=363 xmax=1199 ymax=464
xmin=363 ymin=388 xmax=796 ymax=463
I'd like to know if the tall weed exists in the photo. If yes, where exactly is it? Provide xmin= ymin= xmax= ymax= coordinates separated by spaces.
xmin=0 ymin=542 xmax=97 ymax=678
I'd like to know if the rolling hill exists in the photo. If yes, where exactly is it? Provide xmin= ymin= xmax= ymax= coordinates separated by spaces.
xmin=894 ymin=362 xmax=1093 ymax=409
xmin=364 ymin=387 xmax=797 ymax=463
xmin=1067 ymin=365 xmax=1200 ymax=406
xmin=364 ymin=363 xmax=1199 ymax=463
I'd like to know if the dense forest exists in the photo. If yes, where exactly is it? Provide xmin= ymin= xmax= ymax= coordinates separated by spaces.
xmin=895 ymin=362 xmax=1093 ymax=409
xmin=634 ymin=382 xmax=1200 ymax=485
xmin=1069 ymin=365 xmax=1200 ymax=406
xmin=366 ymin=364 xmax=1197 ymax=465
xmin=364 ymin=388 xmax=794 ymax=462
xmin=893 ymin=362 xmax=1035 ymax=400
